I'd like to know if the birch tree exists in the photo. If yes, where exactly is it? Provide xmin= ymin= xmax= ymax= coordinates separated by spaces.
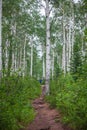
xmin=62 ymin=8 xmax=66 ymax=75
xmin=0 ymin=0 xmax=2 ymax=77
xmin=51 ymin=49 xmax=54 ymax=79
xmin=30 ymin=37 xmax=33 ymax=77
xmin=23 ymin=35 xmax=26 ymax=76
xmin=42 ymin=43 xmax=45 ymax=79
xmin=45 ymin=0 xmax=51 ymax=95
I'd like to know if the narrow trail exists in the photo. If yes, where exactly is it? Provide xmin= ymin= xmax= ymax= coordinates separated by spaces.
xmin=24 ymin=97 xmax=72 ymax=130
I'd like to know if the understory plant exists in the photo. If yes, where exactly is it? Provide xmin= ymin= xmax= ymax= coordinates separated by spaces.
xmin=46 ymin=74 xmax=87 ymax=130
xmin=0 ymin=75 xmax=41 ymax=130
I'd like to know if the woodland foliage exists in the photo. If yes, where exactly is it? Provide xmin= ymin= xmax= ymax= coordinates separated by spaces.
xmin=46 ymin=60 xmax=87 ymax=130
xmin=0 ymin=0 xmax=87 ymax=130
xmin=0 ymin=75 xmax=41 ymax=130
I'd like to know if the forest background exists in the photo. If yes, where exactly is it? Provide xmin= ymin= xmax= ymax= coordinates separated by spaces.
xmin=0 ymin=0 xmax=87 ymax=130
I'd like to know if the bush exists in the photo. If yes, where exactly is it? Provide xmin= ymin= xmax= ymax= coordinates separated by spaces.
xmin=0 ymin=75 xmax=41 ymax=130
xmin=56 ymin=78 xmax=87 ymax=130
xmin=46 ymin=74 xmax=87 ymax=130
xmin=46 ymin=74 xmax=74 ymax=108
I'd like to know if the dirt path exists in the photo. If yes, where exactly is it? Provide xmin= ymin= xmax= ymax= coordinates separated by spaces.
xmin=24 ymin=97 xmax=72 ymax=130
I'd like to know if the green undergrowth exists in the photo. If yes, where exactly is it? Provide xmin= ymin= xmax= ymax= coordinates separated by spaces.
xmin=46 ymin=74 xmax=87 ymax=130
xmin=0 ymin=75 xmax=41 ymax=130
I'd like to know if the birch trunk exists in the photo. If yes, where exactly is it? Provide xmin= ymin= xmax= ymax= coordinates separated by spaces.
xmin=5 ymin=39 xmax=9 ymax=70
xmin=68 ymin=20 xmax=72 ymax=71
xmin=12 ymin=49 xmax=15 ymax=72
xmin=45 ymin=0 xmax=50 ymax=95
xmin=84 ymin=13 xmax=87 ymax=56
xmin=12 ymin=22 xmax=17 ymax=72
xmin=19 ymin=47 xmax=22 ymax=70
xmin=42 ymin=53 xmax=45 ymax=79
xmin=52 ymin=50 xmax=54 ymax=79
xmin=66 ymin=29 xmax=69 ymax=72
xmin=71 ymin=0 xmax=74 ymax=56
xmin=0 ymin=0 xmax=2 ymax=77
xmin=14 ymin=48 xmax=17 ymax=72
xmin=30 ymin=38 xmax=33 ymax=77
xmin=42 ymin=43 xmax=45 ymax=79
xmin=12 ymin=49 xmax=17 ymax=73
xmin=62 ymin=10 xmax=66 ymax=75
xmin=23 ymin=36 xmax=26 ymax=76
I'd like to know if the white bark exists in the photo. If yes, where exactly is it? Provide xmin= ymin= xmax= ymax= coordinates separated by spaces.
xmin=66 ymin=28 xmax=69 ymax=72
xmin=62 ymin=1 xmax=75 ymax=74
xmin=5 ymin=39 xmax=9 ymax=70
xmin=43 ymin=53 xmax=45 ymax=79
xmin=45 ymin=0 xmax=50 ymax=95
xmin=30 ymin=38 xmax=33 ymax=77
xmin=42 ymin=43 xmax=45 ymax=79
xmin=12 ymin=48 xmax=17 ymax=73
xmin=71 ymin=0 xmax=75 ymax=56
xmin=12 ymin=22 xmax=17 ymax=72
xmin=14 ymin=49 xmax=17 ymax=72
xmin=23 ymin=36 xmax=26 ymax=76
xmin=52 ymin=50 xmax=54 ymax=79
xmin=68 ymin=19 xmax=72 ymax=71
xmin=0 ymin=0 xmax=2 ymax=77
xmin=19 ymin=47 xmax=22 ymax=70
xmin=12 ymin=49 xmax=15 ymax=71
xmin=62 ymin=11 xmax=66 ymax=75
xmin=57 ymin=54 xmax=60 ymax=67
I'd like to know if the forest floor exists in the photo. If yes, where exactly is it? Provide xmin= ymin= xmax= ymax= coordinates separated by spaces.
xmin=24 ymin=97 xmax=73 ymax=130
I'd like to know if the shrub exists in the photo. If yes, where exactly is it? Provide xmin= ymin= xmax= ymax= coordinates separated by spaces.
xmin=46 ymin=74 xmax=87 ymax=130
xmin=56 ymin=75 xmax=87 ymax=130
xmin=0 ymin=75 xmax=41 ymax=130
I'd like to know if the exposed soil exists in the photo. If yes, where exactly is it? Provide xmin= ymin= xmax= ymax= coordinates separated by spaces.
xmin=24 ymin=97 xmax=73 ymax=130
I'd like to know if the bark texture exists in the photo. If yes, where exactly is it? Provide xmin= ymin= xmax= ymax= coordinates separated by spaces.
xmin=45 ymin=0 xmax=51 ymax=95
xmin=0 ymin=0 xmax=2 ymax=77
